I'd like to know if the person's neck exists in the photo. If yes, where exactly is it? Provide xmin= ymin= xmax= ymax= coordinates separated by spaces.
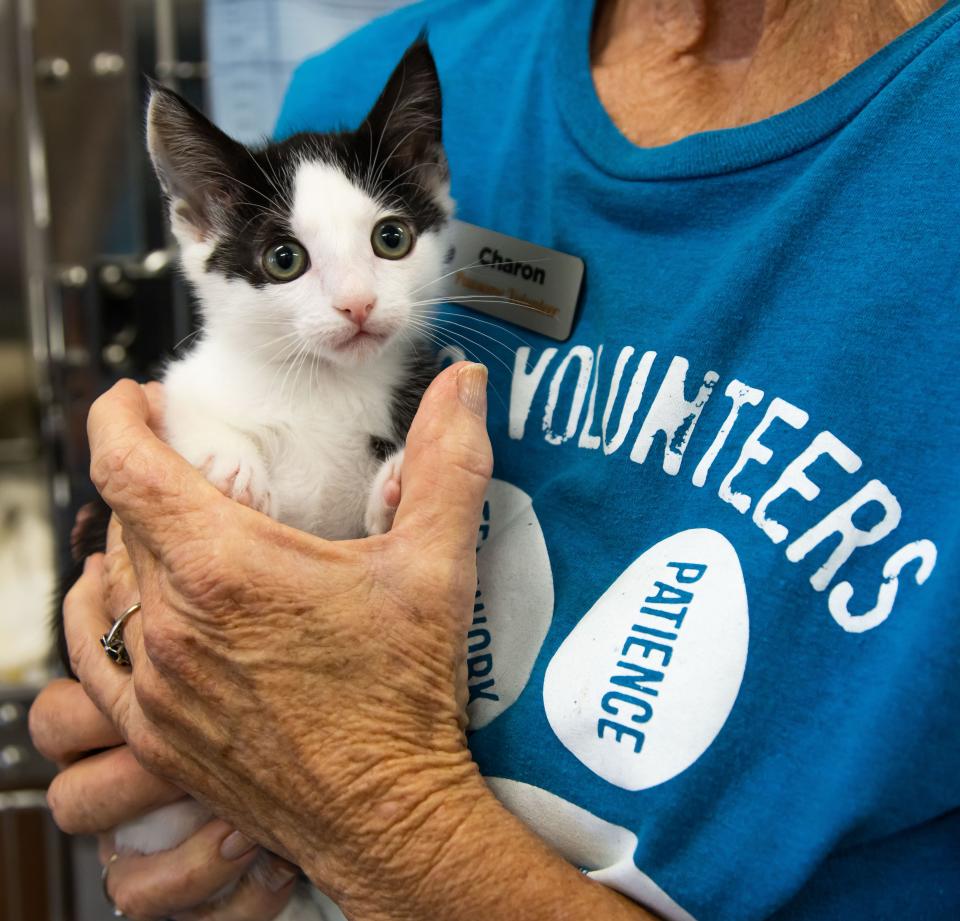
xmin=591 ymin=0 xmax=946 ymax=146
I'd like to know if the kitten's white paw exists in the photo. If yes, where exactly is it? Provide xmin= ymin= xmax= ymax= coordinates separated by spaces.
xmin=201 ymin=449 xmax=274 ymax=515
xmin=172 ymin=426 xmax=274 ymax=516
xmin=364 ymin=448 xmax=404 ymax=536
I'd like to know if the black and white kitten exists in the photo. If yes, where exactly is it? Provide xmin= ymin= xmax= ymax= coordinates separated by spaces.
xmin=107 ymin=37 xmax=452 ymax=921
xmin=154 ymin=38 xmax=449 ymax=540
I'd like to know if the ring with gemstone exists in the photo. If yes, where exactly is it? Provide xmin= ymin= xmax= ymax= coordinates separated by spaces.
xmin=100 ymin=601 xmax=141 ymax=667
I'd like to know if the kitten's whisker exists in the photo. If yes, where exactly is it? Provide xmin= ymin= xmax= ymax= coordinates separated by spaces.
xmin=402 ymin=319 xmax=446 ymax=351
xmin=250 ymin=143 xmax=296 ymax=214
xmin=382 ymin=171 xmax=429 ymax=203
xmin=410 ymin=293 xmax=541 ymax=310
xmin=259 ymin=147 xmax=295 ymax=212
xmin=407 ymin=261 xmax=489 ymax=296
xmin=412 ymin=328 xmax=508 ymax=411
xmin=202 ymin=168 xmax=277 ymax=209
xmin=369 ymin=65 xmax=408 ymax=193
xmin=228 ymin=200 xmax=294 ymax=240
xmin=310 ymin=349 xmax=321 ymax=393
xmin=415 ymin=307 xmax=532 ymax=346
xmin=380 ymin=181 xmax=432 ymax=215
xmin=424 ymin=316 xmax=521 ymax=357
xmin=362 ymin=120 xmax=376 ymax=199
xmin=243 ymin=146 xmax=282 ymax=199
xmin=376 ymin=161 xmax=432 ymax=211
xmin=410 ymin=293 xmax=548 ymax=319
xmin=234 ymin=209 xmax=275 ymax=238
xmin=370 ymin=106 xmax=427 ymax=197
xmin=294 ymin=342 xmax=312 ymax=392
xmin=409 ymin=269 xmax=555 ymax=308
xmin=411 ymin=294 xmax=544 ymax=305
xmin=172 ymin=328 xmax=203 ymax=354
xmin=410 ymin=253 xmax=555 ymax=297
xmin=394 ymin=324 xmax=433 ymax=363
xmin=266 ymin=337 xmax=309 ymax=394
xmin=405 ymin=317 xmax=516 ymax=392
xmin=374 ymin=107 xmax=440 ymax=186
xmin=278 ymin=341 xmax=308 ymax=399
xmin=417 ymin=326 xmax=510 ymax=415
xmin=194 ymin=164 xmax=294 ymax=234
xmin=237 ymin=330 xmax=302 ymax=360
xmin=403 ymin=324 xmax=461 ymax=371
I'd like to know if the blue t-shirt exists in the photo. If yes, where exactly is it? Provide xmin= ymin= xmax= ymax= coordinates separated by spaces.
xmin=276 ymin=2 xmax=960 ymax=918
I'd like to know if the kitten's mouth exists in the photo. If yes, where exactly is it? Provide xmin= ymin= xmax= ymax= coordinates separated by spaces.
xmin=332 ymin=328 xmax=388 ymax=353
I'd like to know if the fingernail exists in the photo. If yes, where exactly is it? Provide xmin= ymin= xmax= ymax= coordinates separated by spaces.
xmin=264 ymin=860 xmax=297 ymax=892
xmin=457 ymin=363 xmax=488 ymax=417
xmin=220 ymin=830 xmax=256 ymax=860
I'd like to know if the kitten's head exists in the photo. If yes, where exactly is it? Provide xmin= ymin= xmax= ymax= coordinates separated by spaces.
xmin=147 ymin=37 xmax=451 ymax=368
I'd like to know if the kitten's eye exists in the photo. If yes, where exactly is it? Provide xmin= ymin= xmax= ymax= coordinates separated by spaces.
xmin=263 ymin=241 xmax=308 ymax=282
xmin=372 ymin=218 xmax=414 ymax=260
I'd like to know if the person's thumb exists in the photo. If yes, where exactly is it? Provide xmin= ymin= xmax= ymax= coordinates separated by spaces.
xmin=392 ymin=362 xmax=492 ymax=558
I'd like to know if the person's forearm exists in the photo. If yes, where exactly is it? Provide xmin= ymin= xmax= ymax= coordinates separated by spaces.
xmin=299 ymin=765 xmax=657 ymax=921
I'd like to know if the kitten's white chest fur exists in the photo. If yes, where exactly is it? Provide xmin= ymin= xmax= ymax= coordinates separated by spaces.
xmin=163 ymin=336 xmax=408 ymax=539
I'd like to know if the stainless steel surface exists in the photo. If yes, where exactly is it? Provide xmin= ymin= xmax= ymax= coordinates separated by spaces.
xmin=33 ymin=0 xmax=141 ymax=266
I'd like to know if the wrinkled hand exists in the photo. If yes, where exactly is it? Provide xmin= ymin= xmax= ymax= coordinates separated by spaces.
xmin=65 ymin=362 xmax=491 ymax=914
xmin=31 ymin=515 xmax=297 ymax=921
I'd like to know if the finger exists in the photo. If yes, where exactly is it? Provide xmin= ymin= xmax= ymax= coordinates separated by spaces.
xmin=63 ymin=553 xmax=135 ymax=723
xmin=100 ymin=516 xmax=153 ymax=673
xmin=29 ymin=678 xmax=122 ymax=764
xmin=103 ymin=520 xmax=141 ymax=615
xmin=47 ymin=746 xmax=182 ymax=835
xmin=105 ymin=512 xmax=125 ymax=555
xmin=87 ymin=379 xmax=232 ymax=564
xmin=176 ymin=855 xmax=299 ymax=921
xmin=103 ymin=820 xmax=263 ymax=921
xmin=393 ymin=362 xmax=492 ymax=557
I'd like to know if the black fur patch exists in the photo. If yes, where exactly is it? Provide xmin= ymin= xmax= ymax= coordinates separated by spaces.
xmin=150 ymin=36 xmax=449 ymax=288
xmin=368 ymin=336 xmax=438 ymax=461
xmin=370 ymin=436 xmax=396 ymax=462
xmin=386 ymin=336 xmax=439 ymax=446
xmin=54 ymin=498 xmax=111 ymax=677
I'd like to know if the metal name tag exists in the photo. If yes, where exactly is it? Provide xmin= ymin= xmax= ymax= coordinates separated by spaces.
xmin=431 ymin=220 xmax=585 ymax=342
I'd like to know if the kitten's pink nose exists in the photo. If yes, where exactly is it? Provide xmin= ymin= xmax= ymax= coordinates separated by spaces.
xmin=335 ymin=297 xmax=375 ymax=328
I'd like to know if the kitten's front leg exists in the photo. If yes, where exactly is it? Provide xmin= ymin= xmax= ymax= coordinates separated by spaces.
xmin=364 ymin=448 xmax=404 ymax=536
xmin=166 ymin=407 xmax=275 ymax=516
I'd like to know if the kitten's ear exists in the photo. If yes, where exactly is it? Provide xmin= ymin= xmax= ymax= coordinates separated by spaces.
xmin=146 ymin=84 xmax=244 ymax=240
xmin=361 ymin=35 xmax=446 ymax=175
